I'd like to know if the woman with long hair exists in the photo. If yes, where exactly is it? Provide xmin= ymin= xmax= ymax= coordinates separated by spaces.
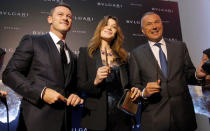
xmin=77 ymin=15 xmax=141 ymax=131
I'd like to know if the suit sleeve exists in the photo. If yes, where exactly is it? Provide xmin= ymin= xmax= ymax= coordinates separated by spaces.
xmin=77 ymin=47 xmax=102 ymax=96
xmin=2 ymin=35 xmax=43 ymax=106
xmin=66 ymin=51 xmax=78 ymax=95
xmin=183 ymin=43 xmax=198 ymax=85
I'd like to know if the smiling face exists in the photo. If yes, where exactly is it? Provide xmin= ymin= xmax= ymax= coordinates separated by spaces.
xmin=141 ymin=13 xmax=163 ymax=42
xmin=48 ymin=6 xmax=72 ymax=37
xmin=100 ymin=18 xmax=117 ymax=42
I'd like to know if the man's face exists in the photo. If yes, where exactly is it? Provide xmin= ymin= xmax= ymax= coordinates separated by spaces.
xmin=203 ymin=54 xmax=209 ymax=63
xmin=48 ymin=6 xmax=72 ymax=34
xmin=142 ymin=14 xmax=163 ymax=42
xmin=100 ymin=18 xmax=117 ymax=42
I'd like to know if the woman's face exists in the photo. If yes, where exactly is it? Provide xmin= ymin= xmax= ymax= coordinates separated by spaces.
xmin=100 ymin=18 xmax=117 ymax=42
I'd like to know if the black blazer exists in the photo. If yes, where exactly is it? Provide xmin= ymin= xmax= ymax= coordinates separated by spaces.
xmin=77 ymin=47 xmax=129 ymax=130
xmin=129 ymin=39 xmax=197 ymax=131
xmin=2 ymin=33 xmax=77 ymax=131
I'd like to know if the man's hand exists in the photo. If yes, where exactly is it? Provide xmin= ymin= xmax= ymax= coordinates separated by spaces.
xmin=143 ymin=80 xmax=161 ymax=98
xmin=196 ymin=54 xmax=208 ymax=78
xmin=66 ymin=94 xmax=84 ymax=107
xmin=43 ymin=88 xmax=67 ymax=104
xmin=130 ymin=87 xmax=142 ymax=102
xmin=0 ymin=91 xmax=8 ymax=97
xmin=196 ymin=63 xmax=207 ymax=78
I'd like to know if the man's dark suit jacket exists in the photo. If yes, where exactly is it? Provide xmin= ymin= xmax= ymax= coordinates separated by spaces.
xmin=2 ymin=33 xmax=77 ymax=131
xmin=129 ymin=39 xmax=197 ymax=131
xmin=77 ymin=47 xmax=129 ymax=130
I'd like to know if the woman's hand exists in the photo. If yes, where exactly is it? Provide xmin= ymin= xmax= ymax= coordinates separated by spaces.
xmin=130 ymin=87 xmax=142 ymax=102
xmin=94 ymin=66 xmax=110 ymax=86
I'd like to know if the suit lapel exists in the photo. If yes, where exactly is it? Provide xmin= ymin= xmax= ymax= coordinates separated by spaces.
xmin=143 ymin=43 xmax=165 ymax=80
xmin=44 ymin=33 xmax=65 ymax=85
xmin=119 ymin=64 xmax=128 ymax=89
xmin=165 ymin=39 xmax=174 ymax=80
xmin=93 ymin=49 xmax=100 ymax=71
xmin=64 ymin=47 xmax=74 ymax=87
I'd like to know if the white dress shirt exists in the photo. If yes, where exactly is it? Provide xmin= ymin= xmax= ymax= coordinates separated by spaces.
xmin=148 ymin=38 xmax=167 ymax=69
xmin=49 ymin=32 xmax=70 ymax=64
xmin=141 ymin=38 xmax=168 ymax=99
xmin=41 ymin=32 xmax=70 ymax=99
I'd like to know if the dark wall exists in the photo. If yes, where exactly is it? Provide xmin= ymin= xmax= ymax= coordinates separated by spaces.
xmin=0 ymin=0 xmax=182 ymax=78
xmin=0 ymin=0 xmax=182 ymax=130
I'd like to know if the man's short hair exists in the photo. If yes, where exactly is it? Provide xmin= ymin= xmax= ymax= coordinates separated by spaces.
xmin=49 ymin=2 xmax=71 ymax=16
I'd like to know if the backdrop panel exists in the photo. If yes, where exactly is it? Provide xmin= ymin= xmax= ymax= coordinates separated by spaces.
xmin=0 ymin=0 xmax=182 ymax=131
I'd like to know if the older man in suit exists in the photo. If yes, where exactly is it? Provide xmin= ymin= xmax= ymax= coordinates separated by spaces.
xmin=2 ymin=2 xmax=83 ymax=131
xmin=129 ymin=12 xmax=199 ymax=131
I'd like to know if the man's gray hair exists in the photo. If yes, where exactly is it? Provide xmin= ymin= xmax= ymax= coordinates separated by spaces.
xmin=141 ymin=12 xmax=158 ymax=29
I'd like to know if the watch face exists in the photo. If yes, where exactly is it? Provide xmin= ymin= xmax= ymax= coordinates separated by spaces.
xmin=202 ymin=60 xmax=210 ymax=75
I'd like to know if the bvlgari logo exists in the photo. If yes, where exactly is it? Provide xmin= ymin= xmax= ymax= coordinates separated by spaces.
xmin=43 ymin=0 xmax=62 ymax=2
xmin=71 ymin=30 xmax=86 ymax=34
xmin=3 ymin=26 xmax=20 ymax=30
xmin=73 ymin=16 xmax=94 ymax=22
xmin=71 ymin=128 xmax=87 ymax=131
xmin=126 ymin=20 xmax=141 ymax=25
xmin=162 ymin=20 xmax=170 ymax=24
xmin=40 ymin=11 xmax=49 ymax=15
xmin=166 ymin=37 xmax=178 ymax=41
xmin=32 ymin=31 xmax=48 ymax=35
xmin=129 ymin=3 xmax=142 ymax=7
xmin=97 ymin=2 xmax=123 ymax=8
xmin=152 ymin=8 xmax=174 ymax=13
xmin=0 ymin=10 xmax=29 ymax=17
xmin=132 ymin=33 xmax=144 ymax=37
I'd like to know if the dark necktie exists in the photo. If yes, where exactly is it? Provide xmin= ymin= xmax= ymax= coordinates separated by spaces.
xmin=57 ymin=40 xmax=67 ymax=65
xmin=155 ymin=43 xmax=168 ymax=78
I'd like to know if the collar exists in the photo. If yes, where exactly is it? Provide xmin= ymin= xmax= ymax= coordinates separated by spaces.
xmin=148 ymin=38 xmax=166 ymax=47
xmin=49 ymin=32 xmax=65 ymax=44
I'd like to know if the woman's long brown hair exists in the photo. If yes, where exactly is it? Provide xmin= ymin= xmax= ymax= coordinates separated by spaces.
xmin=88 ymin=15 xmax=128 ymax=63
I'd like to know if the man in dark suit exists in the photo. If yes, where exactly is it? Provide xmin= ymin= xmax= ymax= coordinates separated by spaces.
xmin=129 ymin=12 xmax=198 ymax=131
xmin=2 ymin=2 xmax=83 ymax=131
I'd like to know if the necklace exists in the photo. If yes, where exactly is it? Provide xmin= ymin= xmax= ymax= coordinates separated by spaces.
xmin=100 ymin=50 xmax=113 ymax=56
